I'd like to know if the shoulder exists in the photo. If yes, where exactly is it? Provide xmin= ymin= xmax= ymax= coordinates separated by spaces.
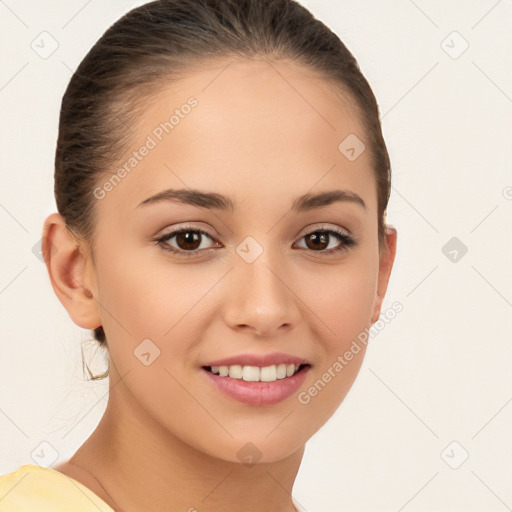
xmin=0 ymin=464 xmax=114 ymax=512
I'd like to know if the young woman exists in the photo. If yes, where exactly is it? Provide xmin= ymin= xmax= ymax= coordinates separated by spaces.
xmin=0 ymin=0 xmax=396 ymax=510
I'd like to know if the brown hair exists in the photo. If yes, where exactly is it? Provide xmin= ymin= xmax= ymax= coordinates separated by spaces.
xmin=55 ymin=0 xmax=391 ymax=377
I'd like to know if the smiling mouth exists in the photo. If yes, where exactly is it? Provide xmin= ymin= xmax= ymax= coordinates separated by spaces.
xmin=202 ymin=363 xmax=310 ymax=383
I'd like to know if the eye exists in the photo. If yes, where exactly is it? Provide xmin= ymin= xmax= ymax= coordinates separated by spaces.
xmin=294 ymin=227 xmax=356 ymax=255
xmin=154 ymin=227 xmax=219 ymax=257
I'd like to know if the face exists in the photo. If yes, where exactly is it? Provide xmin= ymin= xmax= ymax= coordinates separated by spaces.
xmin=69 ymin=57 xmax=395 ymax=463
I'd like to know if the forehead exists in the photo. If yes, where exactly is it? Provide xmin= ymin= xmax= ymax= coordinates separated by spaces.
xmin=98 ymin=57 xmax=376 ymax=218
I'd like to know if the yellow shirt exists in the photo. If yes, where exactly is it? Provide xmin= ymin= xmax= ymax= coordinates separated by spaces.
xmin=0 ymin=464 xmax=308 ymax=511
xmin=0 ymin=464 xmax=115 ymax=511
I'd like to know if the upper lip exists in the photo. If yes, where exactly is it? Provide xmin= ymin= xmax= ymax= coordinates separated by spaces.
xmin=203 ymin=352 xmax=309 ymax=368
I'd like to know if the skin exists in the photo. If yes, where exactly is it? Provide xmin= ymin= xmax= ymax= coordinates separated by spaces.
xmin=43 ymin=57 xmax=397 ymax=512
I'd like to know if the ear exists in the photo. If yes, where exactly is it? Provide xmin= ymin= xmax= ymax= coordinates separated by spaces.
xmin=41 ymin=213 xmax=101 ymax=330
xmin=370 ymin=226 xmax=397 ymax=324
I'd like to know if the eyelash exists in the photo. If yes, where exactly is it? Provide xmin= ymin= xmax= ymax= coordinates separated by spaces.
xmin=153 ymin=225 xmax=356 ymax=259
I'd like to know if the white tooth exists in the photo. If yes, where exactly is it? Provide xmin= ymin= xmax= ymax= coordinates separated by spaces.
xmin=276 ymin=364 xmax=287 ymax=379
xmin=286 ymin=364 xmax=296 ymax=377
xmin=242 ymin=366 xmax=260 ymax=382
xmin=229 ymin=365 xmax=243 ymax=379
xmin=213 ymin=363 xmax=299 ymax=380
xmin=260 ymin=365 xmax=277 ymax=382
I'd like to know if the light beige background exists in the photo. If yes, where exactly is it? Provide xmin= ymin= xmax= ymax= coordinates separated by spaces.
xmin=1 ymin=1 xmax=511 ymax=511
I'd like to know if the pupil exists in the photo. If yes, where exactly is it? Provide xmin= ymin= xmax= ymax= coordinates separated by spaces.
xmin=308 ymin=232 xmax=328 ymax=250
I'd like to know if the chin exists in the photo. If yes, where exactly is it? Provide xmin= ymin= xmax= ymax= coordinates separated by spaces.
xmin=190 ymin=432 xmax=306 ymax=466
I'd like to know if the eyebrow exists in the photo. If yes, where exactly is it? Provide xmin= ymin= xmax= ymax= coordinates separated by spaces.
xmin=137 ymin=188 xmax=366 ymax=212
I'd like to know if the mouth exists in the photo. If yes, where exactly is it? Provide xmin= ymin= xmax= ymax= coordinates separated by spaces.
xmin=202 ymin=363 xmax=310 ymax=382
xmin=200 ymin=360 xmax=312 ymax=406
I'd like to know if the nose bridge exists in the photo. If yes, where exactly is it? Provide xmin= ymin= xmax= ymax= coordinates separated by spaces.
xmin=224 ymin=237 xmax=299 ymax=335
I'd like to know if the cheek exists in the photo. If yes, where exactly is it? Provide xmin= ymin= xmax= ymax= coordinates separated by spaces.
xmin=93 ymin=254 xmax=204 ymax=424
xmin=94 ymin=249 xmax=219 ymax=363
xmin=295 ymin=252 xmax=378 ymax=421
xmin=96 ymin=258 xmax=164 ymax=334
xmin=304 ymin=252 xmax=379 ymax=345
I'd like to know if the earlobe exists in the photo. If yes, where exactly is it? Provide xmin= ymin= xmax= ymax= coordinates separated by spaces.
xmin=42 ymin=213 xmax=101 ymax=330
xmin=370 ymin=226 xmax=397 ymax=324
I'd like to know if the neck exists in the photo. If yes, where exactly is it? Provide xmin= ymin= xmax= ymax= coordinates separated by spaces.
xmin=67 ymin=368 xmax=304 ymax=512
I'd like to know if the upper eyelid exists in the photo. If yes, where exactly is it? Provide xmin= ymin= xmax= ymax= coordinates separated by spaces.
xmin=296 ymin=223 xmax=351 ymax=237
xmin=158 ymin=223 xmax=350 ymax=235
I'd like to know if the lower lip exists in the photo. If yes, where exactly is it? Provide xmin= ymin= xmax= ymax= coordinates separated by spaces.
xmin=202 ymin=366 xmax=310 ymax=406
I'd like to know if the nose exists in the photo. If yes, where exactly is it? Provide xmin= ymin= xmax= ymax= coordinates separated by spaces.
xmin=222 ymin=252 xmax=301 ymax=337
